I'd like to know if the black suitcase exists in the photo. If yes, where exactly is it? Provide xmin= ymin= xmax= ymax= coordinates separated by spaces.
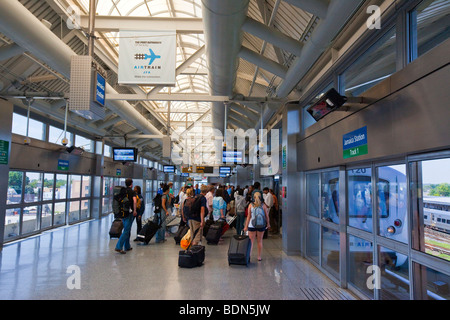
xmin=178 ymin=245 xmax=205 ymax=268
xmin=178 ymin=229 xmax=205 ymax=268
xmin=205 ymin=220 xmax=226 ymax=245
xmin=228 ymin=233 xmax=251 ymax=266
xmin=137 ymin=220 xmax=160 ymax=244
xmin=203 ymin=218 xmax=214 ymax=237
xmin=109 ymin=219 xmax=123 ymax=238
xmin=174 ymin=225 xmax=189 ymax=245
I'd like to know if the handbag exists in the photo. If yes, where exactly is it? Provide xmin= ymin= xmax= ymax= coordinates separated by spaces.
xmin=180 ymin=229 xmax=192 ymax=250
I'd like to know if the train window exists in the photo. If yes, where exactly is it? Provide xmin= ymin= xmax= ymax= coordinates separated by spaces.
xmin=347 ymin=167 xmax=373 ymax=233
xmin=377 ymin=164 xmax=408 ymax=244
xmin=410 ymin=157 xmax=450 ymax=262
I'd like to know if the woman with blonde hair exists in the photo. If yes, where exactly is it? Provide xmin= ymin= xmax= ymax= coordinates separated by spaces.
xmin=244 ymin=192 xmax=270 ymax=261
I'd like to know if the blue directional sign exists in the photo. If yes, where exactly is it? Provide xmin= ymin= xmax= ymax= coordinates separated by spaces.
xmin=343 ymin=126 xmax=368 ymax=159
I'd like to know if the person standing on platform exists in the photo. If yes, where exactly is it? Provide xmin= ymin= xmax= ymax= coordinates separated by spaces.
xmin=115 ymin=178 xmax=137 ymax=254
xmin=212 ymin=187 xmax=227 ymax=221
xmin=263 ymin=187 xmax=274 ymax=235
xmin=155 ymin=185 xmax=170 ymax=243
xmin=244 ymin=192 xmax=270 ymax=261
xmin=133 ymin=185 xmax=145 ymax=242
xmin=269 ymin=189 xmax=279 ymax=234
xmin=189 ymin=184 xmax=208 ymax=246
xmin=205 ymin=185 xmax=214 ymax=218
xmin=234 ymin=188 xmax=247 ymax=235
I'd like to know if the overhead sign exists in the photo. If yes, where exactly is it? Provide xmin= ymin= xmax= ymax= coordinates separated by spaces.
xmin=118 ymin=30 xmax=176 ymax=85
xmin=343 ymin=126 xmax=368 ymax=159
xmin=94 ymin=72 xmax=106 ymax=106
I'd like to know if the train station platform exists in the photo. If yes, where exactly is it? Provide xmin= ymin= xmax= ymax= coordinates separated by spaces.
xmin=0 ymin=214 xmax=356 ymax=301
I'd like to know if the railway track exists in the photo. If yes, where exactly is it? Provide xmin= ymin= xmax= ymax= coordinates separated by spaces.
xmin=424 ymin=227 xmax=450 ymax=257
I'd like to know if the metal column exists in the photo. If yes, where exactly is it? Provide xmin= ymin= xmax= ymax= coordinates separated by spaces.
xmin=0 ymin=100 xmax=14 ymax=251
xmin=281 ymin=102 xmax=302 ymax=255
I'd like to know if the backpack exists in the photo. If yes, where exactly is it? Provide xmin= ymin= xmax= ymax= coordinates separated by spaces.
xmin=136 ymin=195 xmax=142 ymax=211
xmin=251 ymin=205 xmax=266 ymax=229
xmin=112 ymin=187 xmax=131 ymax=218
xmin=183 ymin=197 xmax=196 ymax=219
xmin=153 ymin=194 xmax=162 ymax=214
xmin=189 ymin=194 xmax=205 ymax=219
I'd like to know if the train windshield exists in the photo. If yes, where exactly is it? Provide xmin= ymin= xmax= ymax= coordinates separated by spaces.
xmin=348 ymin=174 xmax=390 ymax=218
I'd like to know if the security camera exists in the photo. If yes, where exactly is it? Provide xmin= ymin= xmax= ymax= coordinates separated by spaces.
xmin=24 ymin=137 xmax=31 ymax=145
xmin=61 ymin=137 xmax=69 ymax=146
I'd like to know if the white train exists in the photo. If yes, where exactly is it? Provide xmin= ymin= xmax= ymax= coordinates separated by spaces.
xmin=423 ymin=198 xmax=450 ymax=234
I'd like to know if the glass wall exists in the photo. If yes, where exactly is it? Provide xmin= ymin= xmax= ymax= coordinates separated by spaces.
xmin=409 ymin=0 xmax=450 ymax=62
xmin=304 ymin=153 xmax=450 ymax=300
xmin=304 ymin=169 xmax=341 ymax=280
xmin=4 ymin=170 xmax=92 ymax=241
xmin=410 ymin=157 xmax=450 ymax=262
xmin=12 ymin=113 xmax=45 ymax=141
xmin=341 ymin=27 xmax=397 ymax=98
xmin=49 ymin=125 xmax=72 ymax=146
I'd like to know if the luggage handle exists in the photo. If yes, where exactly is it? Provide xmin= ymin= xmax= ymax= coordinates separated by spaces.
xmin=185 ymin=227 xmax=200 ymax=251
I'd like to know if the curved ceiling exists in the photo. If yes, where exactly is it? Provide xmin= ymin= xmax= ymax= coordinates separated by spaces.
xmin=0 ymin=0 xmax=368 ymax=164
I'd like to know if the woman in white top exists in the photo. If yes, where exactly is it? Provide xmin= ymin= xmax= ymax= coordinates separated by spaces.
xmin=244 ymin=192 xmax=270 ymax=261
xmin=234 ymin=188 xmax=247 ymax=235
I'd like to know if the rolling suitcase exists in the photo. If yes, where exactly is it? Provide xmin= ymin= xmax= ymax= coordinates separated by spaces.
xmin=178 ymin=229 xmax=205 ymax=268
xmin=109 ymin=218 xmax=123 ymax=238
xmin=137 ymin=219 xmax=160 ymax=244
xmin=228 ymin=232 xmax=251 ymax=266
xmin=203 ymin=218 xmax=214 ymax=237
xmin=174 ymin=225 xmax=189 ymax=245
xmin=205 ymin=219 xmax=226 ymax=245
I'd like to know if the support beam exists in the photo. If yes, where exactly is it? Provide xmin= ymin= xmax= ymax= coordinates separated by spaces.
xmin=242 ymin=17 xmax=304 ymax=57
xmin=276 ymin=0 xmax=363 ymax=98
xmin=283 ymin=0 xmax=330 ymax=19
xmin=0 ymin=43 xmax=25 ymax=61
xmin=106 ymin=93 xmax=230 ymax=102
xmin=79 ymin=15 xmax=204 ymax=34
xmin=238 ymin=46 xmax=288 ymax=79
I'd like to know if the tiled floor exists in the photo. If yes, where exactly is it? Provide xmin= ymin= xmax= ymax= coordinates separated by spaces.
xmin=0 ymin=215 xmax=356 ymax=300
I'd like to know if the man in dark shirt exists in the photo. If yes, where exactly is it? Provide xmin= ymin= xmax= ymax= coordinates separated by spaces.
xmin=115 ymin=178 xmax=137 ymax=254
xmin=189 ymin=184 xmax=208 ymax=246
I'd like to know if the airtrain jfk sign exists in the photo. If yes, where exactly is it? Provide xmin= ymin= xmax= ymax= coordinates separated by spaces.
xmin=118 ymin=30 xmax=176 ymax=85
